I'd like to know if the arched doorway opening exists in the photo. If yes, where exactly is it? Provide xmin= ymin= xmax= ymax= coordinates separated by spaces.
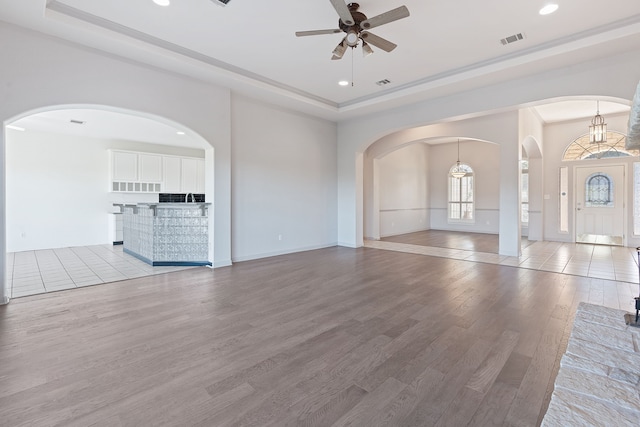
xmin=365 ymin=136 xmax=504 ymax=252
xmin=359 ymin=112 xmax=523 ymax=257
xmin=2 ymin=104 xmax=214 ymax=302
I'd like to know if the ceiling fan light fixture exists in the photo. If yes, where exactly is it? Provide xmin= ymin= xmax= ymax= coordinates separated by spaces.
xmin=345 ymin=31 xmax=359 ymax=47
xmin=332 ymin=39 xmax=347 ymax=59
xmin=153 ymin=0 xmax=171 ymax=7
xmin=296 ymin=2 xmax=409 ymax=60
xmin=362 ymin=41 xmax=373 ymax=57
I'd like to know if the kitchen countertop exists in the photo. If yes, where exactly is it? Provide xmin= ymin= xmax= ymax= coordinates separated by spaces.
xmin=113 ymin=202 xmax=211 ymax=210
xmin=113 ymin=202 xmax=211 ymax=216
xmin=137 ymin=202 xmax=211 ymax=207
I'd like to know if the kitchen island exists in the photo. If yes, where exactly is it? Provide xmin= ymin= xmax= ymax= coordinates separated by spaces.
xmin=114 ymin=203 xmax=211 ymax=266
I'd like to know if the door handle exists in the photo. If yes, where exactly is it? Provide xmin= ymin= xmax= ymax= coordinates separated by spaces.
xmin=577 ymin=208 xmax=582 ymax=210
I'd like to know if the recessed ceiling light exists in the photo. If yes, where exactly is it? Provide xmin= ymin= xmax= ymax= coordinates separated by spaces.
xmin=176 ymin=131 xmax=185 ymax=135
xmin=6 ymin=124 xmax=25 ymax=132
xmin=338 ymin=80 xmax=349 ymax=86
xmin=153 ymin=0 xmax=170 ymax=6
xmin=539 ymin=4 xmax=559 ymax=15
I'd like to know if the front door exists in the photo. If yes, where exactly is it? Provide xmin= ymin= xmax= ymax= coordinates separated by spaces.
xmin=575 ymin=165 xmax=625 ymax=245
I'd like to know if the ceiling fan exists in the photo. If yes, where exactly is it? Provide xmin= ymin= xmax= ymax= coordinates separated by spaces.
xmin=295 ymin=1 xmax=410 ymax=60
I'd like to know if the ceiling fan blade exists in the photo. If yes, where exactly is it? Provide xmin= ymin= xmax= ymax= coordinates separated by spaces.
xmin=360 ymin=5 xmax=410 ymax=30
xmin=329 ymin=0 xmax=354 ymax=26
xmin=295 ymin=29 xmax=342 ymax=37
xmin=360 ymin=32 xmax=397 ymax=52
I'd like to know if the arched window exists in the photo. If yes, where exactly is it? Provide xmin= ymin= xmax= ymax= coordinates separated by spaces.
xmin=448 ymin=163 xmax=474 ymax=221
xmin=585 ymin=173 xmax=614 ymax=207
xmin=562 ymin=131 xmax=638 ymax=161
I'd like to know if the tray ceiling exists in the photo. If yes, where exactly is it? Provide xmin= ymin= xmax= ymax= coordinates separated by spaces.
xmin=1 ymin=0 xmax=639 ymax=120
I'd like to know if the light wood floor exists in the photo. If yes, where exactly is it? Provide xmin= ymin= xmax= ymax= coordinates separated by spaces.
xmin=1 ymin=246 xmax=636 ymax=426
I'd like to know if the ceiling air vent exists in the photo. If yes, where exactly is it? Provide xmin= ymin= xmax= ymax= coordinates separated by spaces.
xmin=376 ymin=79 xmax=391 ymax=86
xmin=500 ymin=33 xmax=525 ymax=46
xmin=210 ymin=0 xmax=231 ymax=6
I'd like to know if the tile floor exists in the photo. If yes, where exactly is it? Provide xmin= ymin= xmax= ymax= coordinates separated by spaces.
xmin=6 ymin=244 xmax=197 ymax=299
xmin=365 ymin=239 xmax=640 ymax=284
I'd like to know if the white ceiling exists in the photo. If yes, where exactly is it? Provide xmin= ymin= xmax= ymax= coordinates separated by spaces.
xmin=8 ymin=109 xmax=207 ymax=149
xmin=533 ymin=100 xmax=630 ymax=124
xmin=1 ymin=0 xmax=639 ymax=137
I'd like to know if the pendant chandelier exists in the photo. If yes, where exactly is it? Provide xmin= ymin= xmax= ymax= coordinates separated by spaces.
xmin=451 ymin=139 xmax=466 ymax=178
xmin=589 ymin=100 xmax=607 ymax=144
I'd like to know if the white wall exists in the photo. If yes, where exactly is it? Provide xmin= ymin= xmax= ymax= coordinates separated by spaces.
xmin=8 ymin=131 xmax=109 ymax=252
xmin=6 ymin=130 xmax=204 ymax=252
xmin=542 ymin=112 xmax=638 ymax=246
xmin=230 ymin=95 xmax=337 ymax=261
xmin=429 ymin=140 xmax=501 ymax=234
xmin=377 ymin=143 xmax=430 ymax=237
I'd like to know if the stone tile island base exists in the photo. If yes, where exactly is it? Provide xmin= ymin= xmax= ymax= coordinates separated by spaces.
xmin=118 ymin=203 xmax=212 ymax=267
xmin=541 ymin=302 xmax=640 ymax=426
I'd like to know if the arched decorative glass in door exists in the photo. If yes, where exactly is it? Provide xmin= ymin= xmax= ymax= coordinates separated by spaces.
xmin=585 ymin=172 xmax=614 ymax=207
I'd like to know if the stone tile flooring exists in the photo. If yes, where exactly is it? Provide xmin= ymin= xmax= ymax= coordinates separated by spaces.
xmin=6 ymin=245 xmax=196 ymax=299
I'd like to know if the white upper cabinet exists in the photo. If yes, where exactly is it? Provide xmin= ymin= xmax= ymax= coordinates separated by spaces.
xmin=181 ymin=158 xmax=198 ymax=193
xmin=163 ymin=156 xmax=182 ymax=193
xmin=112 ymin=151 xmax=138 ymax=181
xmin=138 ymin=154 xmax=163 ymax=182
xmin=180 ymin=158 xmax=205 ymax=193
xmin=109 ymin=150 xmax=205 ymax=193
xmin=196 ymin=159 xmax=205 ymax=194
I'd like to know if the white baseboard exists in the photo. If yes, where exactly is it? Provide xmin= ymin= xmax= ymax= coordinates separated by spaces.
xmin=380 ymin=225 xmax=430 ymax=239
xmin=337 ymin=241 xmax=360 ymax=248
xmin=213 ymin=259 xmax=233 ymax=268
xmin=232 ymin=242 xmax=339 ymax=263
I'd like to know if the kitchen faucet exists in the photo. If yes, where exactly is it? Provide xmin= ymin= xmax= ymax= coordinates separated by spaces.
xmin=185 ymin=193 xmax=194 ymax=203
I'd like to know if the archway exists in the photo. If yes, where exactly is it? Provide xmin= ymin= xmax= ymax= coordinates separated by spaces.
xmin=3 ymin=104 xmax=215 ymax=301
xmin=360 ymin=111 xmax=522 ymax=258
xmin=365 ymin=136 xmax=503 ymax=249
xmin=353 ymin=97 xmax=636 ymax=261
xmin=0 ymin=33 xmax=234 ymax=304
